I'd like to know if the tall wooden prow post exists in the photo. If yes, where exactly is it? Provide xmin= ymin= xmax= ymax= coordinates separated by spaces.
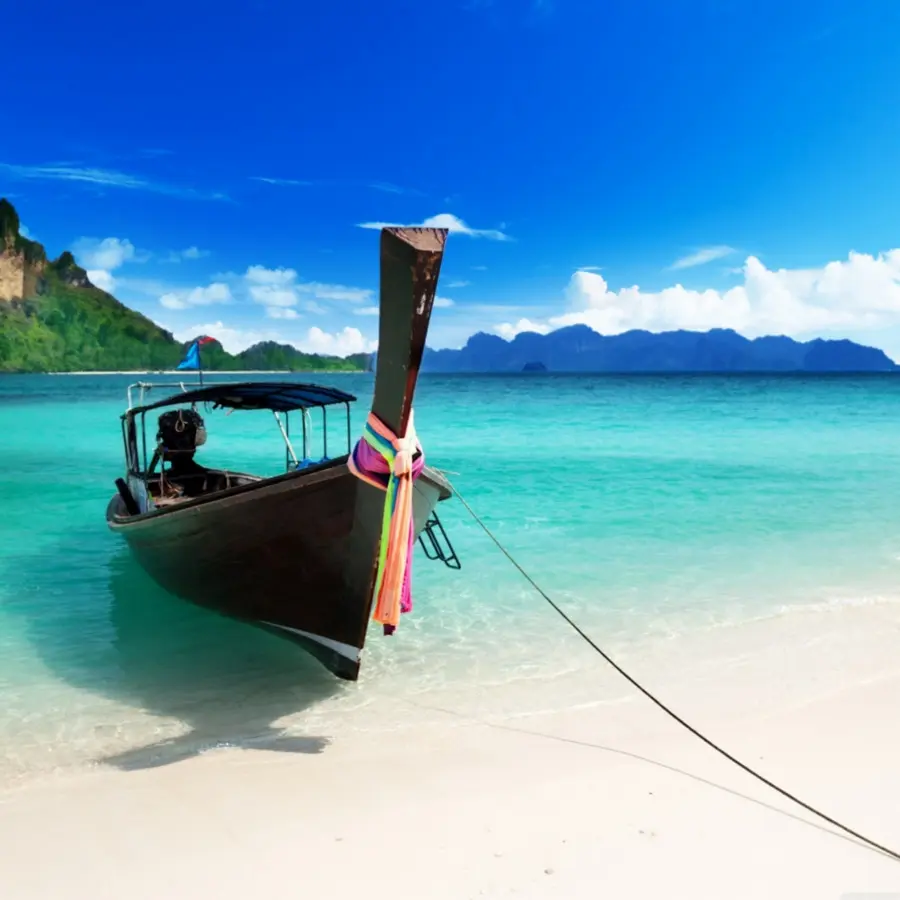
xmin=371 ymin=227 xmax=446 ymax=439
xmin=340 ymin=227 xmax=448 ymax=679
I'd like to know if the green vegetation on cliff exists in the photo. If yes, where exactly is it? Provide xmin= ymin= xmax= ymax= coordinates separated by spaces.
xmin=0 ymin=270 xmax=185 ymax=372
xmin=221 ymin=341 xmax=367 ymax=372
xmin=181 ymin=339 xmax=366 ymax=373
xmin=0 ymin=199 xmax=370 ymax=374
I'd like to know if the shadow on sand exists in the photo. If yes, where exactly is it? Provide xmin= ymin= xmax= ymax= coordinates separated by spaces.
xmin=13 ymin=542 xmax=344 ymax=772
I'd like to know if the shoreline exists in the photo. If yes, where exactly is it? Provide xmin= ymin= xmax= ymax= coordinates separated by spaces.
xmin=1 ymin=601 xmax=898 ymax=897
xmin=42 ymin=369 xmax=368 ymax=376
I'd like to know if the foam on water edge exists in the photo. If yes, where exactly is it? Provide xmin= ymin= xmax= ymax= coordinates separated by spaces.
xmin=2 ymin=581 xmax=898 ymax=789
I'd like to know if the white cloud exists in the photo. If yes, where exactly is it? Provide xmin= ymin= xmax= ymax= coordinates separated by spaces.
xmin=3 ymin=164 xmax=149 ymax=190
xmin=160 ymin=265 xmax=374 ymax=321
xmin=496 ymin=250 xmax=900 ymax=342
xmin=160 ymin=282 xmax=232 ymax=310
xmin=367 ymin=182 xmax=424 ymax=197
xmin=434 ymin=296 xmax=454 ymax=308
xmin=88 ymin=270 xmax=117 ymax=292
xmin=249 ymin=286 xmax=298 ymax=308
xmin=243 ymin=266 xmax=300 ymax=311
xmin=72 ymin=236 xmax=136 ymax=271
xmin=245 ymin=265 xmax=297 ymax=286
xmin=242 ymin=265 xmax=372 ymax=312
xmin=173 ymin=321 xmax=376 ymax=357
xmin=301 ymin=282 xmax=372 ymax=303
xmin=669 ymin=245 xmax=736 ymax=270
xmin=446 ymin=280 xmax=471 ymax=288
xmin=303 ymin=326 xmax=375 ymax=356
xmin=173 ymin=321 xmax=277 ymax=354
xmin=72 ymin=236 xmax=139 ymax=294
xmin=19 ymin=224 xmax=32 ymax=239
xmin=251 ymin=176 xmax=313 ymax=187
xmin=496 ymin=318 xmax=552 ymax=340
xmin=0 ymin=162 xmax=227 ymax=200
xmin=357 ymin=212 xmax=510 ymax=241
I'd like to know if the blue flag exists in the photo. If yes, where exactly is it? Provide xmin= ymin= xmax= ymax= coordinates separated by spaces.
xmin=177 ymin=341 xmax=201 ymax=370
xmin=176 ymin=336 xmax=214 ymax=370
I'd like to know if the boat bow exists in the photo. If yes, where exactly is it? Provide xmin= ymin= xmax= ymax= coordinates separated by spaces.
xmin=343 ymin=227 xmax=448 ymax=656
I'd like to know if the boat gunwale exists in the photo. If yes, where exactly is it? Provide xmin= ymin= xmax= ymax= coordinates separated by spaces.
xmin=107 ymin=457 xmax=452 ymax=531
xmin=109 ymin=455 xmax=350 ymax=529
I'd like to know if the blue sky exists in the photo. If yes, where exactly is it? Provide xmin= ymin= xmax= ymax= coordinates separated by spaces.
xmin=4 ymin=0 xmax=900 ymax=356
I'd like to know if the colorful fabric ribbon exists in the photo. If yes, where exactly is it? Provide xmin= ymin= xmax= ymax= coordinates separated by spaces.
xmin=347 ymin=410 xmax=425 ymax=635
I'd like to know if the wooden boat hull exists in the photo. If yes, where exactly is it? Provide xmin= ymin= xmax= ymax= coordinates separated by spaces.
xmin=106 ymin=461 xmax=451 ymax=679
xmin=107 ymin=227 xmax=453 ymax=681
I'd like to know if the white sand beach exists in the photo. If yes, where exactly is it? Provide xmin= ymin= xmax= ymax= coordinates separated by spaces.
xmin=1 ymin=600 xmax=899 ymax=899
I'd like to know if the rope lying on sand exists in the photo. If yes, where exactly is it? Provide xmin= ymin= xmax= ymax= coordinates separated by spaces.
xmin=348 ymin=411 xmax=425 ymax=635
xmin=443 ymin=475 xmax=900 ymax=864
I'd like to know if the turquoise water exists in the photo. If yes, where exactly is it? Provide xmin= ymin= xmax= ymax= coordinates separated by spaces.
xmin=2 ymin=372 xmax=900 ymax=783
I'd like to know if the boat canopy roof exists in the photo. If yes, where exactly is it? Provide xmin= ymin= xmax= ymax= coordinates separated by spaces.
xmin=126 ymin=381 xmax=357 ymax=417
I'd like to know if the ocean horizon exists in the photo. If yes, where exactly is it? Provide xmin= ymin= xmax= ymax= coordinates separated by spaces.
xmin=2 ymin=371 xmax=900 ymax=785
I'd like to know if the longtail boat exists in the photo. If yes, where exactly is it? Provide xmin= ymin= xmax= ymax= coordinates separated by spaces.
xmin=106 ymin=227 xmax=460 ymax=680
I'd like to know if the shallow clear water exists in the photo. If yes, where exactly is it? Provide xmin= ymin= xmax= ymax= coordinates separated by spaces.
xmin=2 ymin=372 xmax=900 ymax=783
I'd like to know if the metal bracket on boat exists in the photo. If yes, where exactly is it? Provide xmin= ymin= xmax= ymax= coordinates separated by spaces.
xmin=272 ymin=410 xmax=300 ymax=469
xmin=418 ymin=511 xmax=461 ymax=569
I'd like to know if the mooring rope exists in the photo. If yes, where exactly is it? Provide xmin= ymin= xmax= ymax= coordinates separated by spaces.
xmin=444 ymin=476 xmax=900 ymax=863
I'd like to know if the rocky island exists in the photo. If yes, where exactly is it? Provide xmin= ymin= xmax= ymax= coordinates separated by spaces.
xmin=0 ymin=199 xmax=368 ymax=374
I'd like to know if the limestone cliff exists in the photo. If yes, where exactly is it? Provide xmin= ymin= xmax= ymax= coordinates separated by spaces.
xmin=0 ymin=248 xmax=26 ymax=302
xmin=0 ymin=198 xmax=47 ymax=301
xmin=0 ymin=199 xmax=94 ymax=302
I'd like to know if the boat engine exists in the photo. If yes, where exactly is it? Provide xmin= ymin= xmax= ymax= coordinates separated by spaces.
xmin=157 ymin=408 xmax=207 ymax=457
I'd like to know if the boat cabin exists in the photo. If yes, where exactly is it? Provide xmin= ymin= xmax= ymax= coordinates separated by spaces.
xmin=118 ymin=380 xmax=357 ymax=515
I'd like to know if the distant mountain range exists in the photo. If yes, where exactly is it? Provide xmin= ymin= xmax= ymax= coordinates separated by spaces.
xmin=422 ymin=325 xmax=897 ymax=373
xmin=2 ymin=198 xmax=895 ymax=375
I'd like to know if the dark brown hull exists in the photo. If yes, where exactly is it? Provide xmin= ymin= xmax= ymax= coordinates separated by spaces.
xmin=106 ymin=462 xmax=450 ymax=679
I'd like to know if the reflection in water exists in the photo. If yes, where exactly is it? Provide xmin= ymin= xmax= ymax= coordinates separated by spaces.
xmin=16 ymin=546 xmax=343 ymax=774
xmin=100 ymin=552 xmax=341 ymax=769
